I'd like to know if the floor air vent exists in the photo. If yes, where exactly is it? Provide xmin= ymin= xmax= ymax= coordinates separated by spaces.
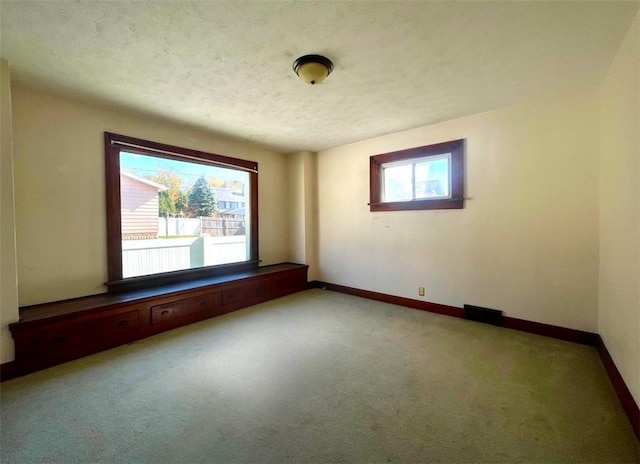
xmin=464 ymin=304 xmax=503 ymax=326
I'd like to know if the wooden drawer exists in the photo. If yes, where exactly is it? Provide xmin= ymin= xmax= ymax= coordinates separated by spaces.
xmin=151 ymin=293 xmax=219 ymax=325
xmin=222 ymin=280 xmax=264 ymax=305
xmin=37 ymin=310 xmax=139 ymax=357
xmin=223 ymin=269 xmax=307 ymax=306
xmin=268 ymin=272 xmax=301 ymax=294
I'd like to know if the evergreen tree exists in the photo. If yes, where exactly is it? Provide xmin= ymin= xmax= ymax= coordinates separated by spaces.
xmin=188 ymin=176 xmax=217 ymax=217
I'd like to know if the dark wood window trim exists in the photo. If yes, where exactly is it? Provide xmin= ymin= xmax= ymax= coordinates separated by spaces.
xmin=369 ymin=139 xmax=465 ymax=212
xmin=104 ymin=132 xmax=259 ymax=293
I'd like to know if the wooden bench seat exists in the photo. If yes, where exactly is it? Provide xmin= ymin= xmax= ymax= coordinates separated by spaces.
xmin=9 ymin=263 xmax=308 ymax=376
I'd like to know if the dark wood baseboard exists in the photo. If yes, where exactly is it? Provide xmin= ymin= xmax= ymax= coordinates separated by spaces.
xmin=502 ymin=316 xmax=599 ymax=346
xmin=312 ymin=280 xmax=597 ymax=344
xmin=310 ymin=281 xmax=464 ymax=318
xmin=0 ymin=360 xmax=18 ymax=381
xmin=312 ymin=280 xmax=638 ymax=439
xmin=596 ymin=335 xmax=639 ymax=439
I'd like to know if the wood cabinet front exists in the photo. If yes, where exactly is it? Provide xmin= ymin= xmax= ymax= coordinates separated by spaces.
xmin=9 ymin=263 xmax=309 ymax=378
xmin=151 ymin=292 xmax=221 ymax=325
xmin=36 ymin=310 xmax=140 ymax=360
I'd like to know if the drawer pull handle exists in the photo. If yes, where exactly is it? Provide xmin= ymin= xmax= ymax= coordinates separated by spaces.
xmin=161 ymin=310 xmax=170 ymax=316
xmin=54 ymin=336 xmax=68 ymax=343
xmin=117 ymin=320 xmax=129 ymax=327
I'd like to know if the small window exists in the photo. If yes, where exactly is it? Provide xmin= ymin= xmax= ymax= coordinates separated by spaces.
xmin=370 ymin=139 xmax=464 ymax=211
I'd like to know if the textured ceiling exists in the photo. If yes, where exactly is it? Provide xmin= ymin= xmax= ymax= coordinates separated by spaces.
xmin=1 ymin=1 xmax=638 ymax=153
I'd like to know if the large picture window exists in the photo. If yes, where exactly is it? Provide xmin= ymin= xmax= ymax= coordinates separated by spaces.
xmin=105 ymin=133 xmax=258 ymax=292
xmin=369 ymin=139 xmax=464 ymax=212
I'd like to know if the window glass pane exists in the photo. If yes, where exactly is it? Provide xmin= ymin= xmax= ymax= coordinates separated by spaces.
xmin=383 ymin=164 xmax=413 ymax=201
xmin=120 ymin=152 xmax=250 ymax=279
xmin=370 ymin=139 xmax=464 ymax=212
xmin=415 ymin=157 xmax=450 ymax=199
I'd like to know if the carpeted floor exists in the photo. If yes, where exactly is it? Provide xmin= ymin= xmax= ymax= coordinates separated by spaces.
xmin=1 ymin=289 xmax=638 ymax=463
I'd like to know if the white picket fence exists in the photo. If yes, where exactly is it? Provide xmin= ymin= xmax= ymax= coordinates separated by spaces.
xmin=157 ymin=218 xmax=201 ymax=237
xmin=157 ymin=216 xmax=246 ymax=237
xmin=122 ymin=236 xmax=247 ymax=278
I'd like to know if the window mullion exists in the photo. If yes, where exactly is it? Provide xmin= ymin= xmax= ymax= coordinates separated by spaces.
xmin=412 ymin=163 xmax=417 ymax=200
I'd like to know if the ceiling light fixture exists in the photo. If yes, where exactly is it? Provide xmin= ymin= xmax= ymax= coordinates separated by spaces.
xmin=292 ymin=54 xmax=333 ymax=85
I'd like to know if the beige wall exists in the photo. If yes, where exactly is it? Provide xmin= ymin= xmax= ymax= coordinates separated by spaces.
xmin=317 ymin=87 xmax=600 ymax=332
xmin=11 ymin=86 xmax=289 ymax=307
xmin=286 ymin=151 xmax=318 ymax=280
xmin=598 ymin=12 xmax=640 ymax=404
xmin=287 ymin=153 xmax=305 ymax=266
xmin=1 ymin=60 xmax=19 ymax=363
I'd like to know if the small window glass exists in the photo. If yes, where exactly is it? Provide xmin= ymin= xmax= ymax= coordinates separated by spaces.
xmin=381 ymin=153 xmax=451 ymax=202
xmin=370 ymin=139 xmax=464 ymax=212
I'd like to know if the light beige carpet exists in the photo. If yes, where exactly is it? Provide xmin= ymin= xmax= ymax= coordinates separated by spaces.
xmin=1 ymin=289 xmax=638 ymax=463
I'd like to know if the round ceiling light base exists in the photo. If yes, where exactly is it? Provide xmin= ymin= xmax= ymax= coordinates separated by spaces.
xmin=293 ymin=55 xmax=334 ymax=85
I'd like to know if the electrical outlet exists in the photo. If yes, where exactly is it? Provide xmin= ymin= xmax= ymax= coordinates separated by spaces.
xmin=418 ymin=287 xmax=425 ymax=296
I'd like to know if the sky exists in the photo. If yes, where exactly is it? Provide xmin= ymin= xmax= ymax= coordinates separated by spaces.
xmin=120 ymin=151 xmax=247 ymax=188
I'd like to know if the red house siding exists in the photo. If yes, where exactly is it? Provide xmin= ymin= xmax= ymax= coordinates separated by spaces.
xmin=120 ymin=173 xmax=162 ymax=239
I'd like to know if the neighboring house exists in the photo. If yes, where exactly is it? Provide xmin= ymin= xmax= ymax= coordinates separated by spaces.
xmin=222 ymin=207 xmax=245 ymax=216
xmin=120 ymin=172 xmax=167 ymax=240
xmin=214 ymin=188 xmax=246 ymax=216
